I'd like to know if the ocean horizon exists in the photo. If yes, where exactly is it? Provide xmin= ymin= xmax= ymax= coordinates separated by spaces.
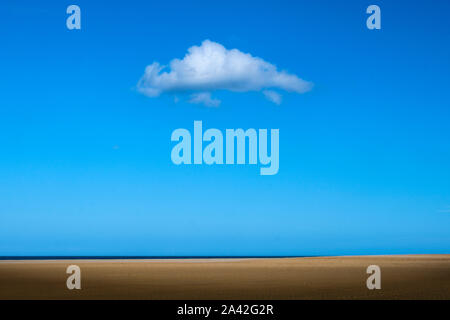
xmin=0 ymin=255 xmax=314 ymax=260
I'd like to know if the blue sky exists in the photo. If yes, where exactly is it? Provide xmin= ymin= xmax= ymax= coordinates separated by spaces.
xmin=0 ymin=0 xmax=449 ymax=256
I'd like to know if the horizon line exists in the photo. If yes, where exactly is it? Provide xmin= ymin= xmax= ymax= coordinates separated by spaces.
xmin=1 ymin=253 xmax=448 ymax=260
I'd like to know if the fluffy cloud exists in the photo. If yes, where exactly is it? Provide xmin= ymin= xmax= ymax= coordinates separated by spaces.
xmin=263 ymin=90 xmax=282 ymax=105
xmin=137 ymin=40 xmax=312 ymax=106
xmin=189 ymin=92 xmax=221 ymax=107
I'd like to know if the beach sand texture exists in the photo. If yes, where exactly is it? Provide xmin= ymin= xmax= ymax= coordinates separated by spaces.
xmin=0 ymin=255 xmax=449 ymax=299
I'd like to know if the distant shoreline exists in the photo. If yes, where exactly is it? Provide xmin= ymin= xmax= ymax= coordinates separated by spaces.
xmin=1 ymin=253 xmax=448 ymax=261
xmin=0 ymin=255 xmax=310 ymax=261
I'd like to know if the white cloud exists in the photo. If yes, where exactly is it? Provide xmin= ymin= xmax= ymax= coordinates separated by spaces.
xmin=189 ymin=92 xmax=221 ymax=107
xmin=263 ymin=90 xmax=282 ymax=105
xmin=137 ymin=40 xmax=312 ymax=106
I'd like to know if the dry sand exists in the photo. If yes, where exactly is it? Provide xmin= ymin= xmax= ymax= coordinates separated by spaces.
xmin=0 ymin=255 xmax=449 ymax=299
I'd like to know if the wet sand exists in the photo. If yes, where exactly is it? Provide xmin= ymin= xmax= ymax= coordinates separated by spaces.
xmin=0 ymin=255 xmax=449 ymax=299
